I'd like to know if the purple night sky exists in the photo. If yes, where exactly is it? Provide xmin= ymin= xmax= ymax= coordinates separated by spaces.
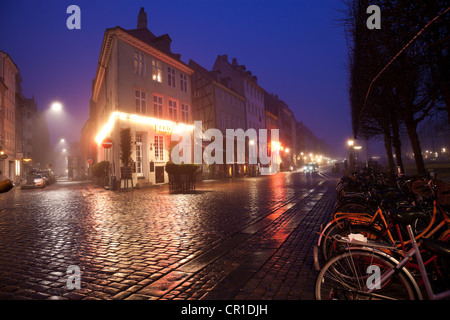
xmin=0 ymin=0 xmax=353 ymax=156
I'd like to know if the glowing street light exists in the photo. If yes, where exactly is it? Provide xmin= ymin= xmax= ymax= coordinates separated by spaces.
xmin=347 ymin=139 xmax=354 ymax=147
xmin=51 ymin=102 xmax=63 ymax=112
xmin=60 ymin=138 xmax=65 ymax=143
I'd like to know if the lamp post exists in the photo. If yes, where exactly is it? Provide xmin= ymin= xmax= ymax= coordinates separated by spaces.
xmin=347 ymin=139 xmax=355 ymax=172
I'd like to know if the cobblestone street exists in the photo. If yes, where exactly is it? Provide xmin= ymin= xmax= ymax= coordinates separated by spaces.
xmin=0 ymin=170 xmax=336 ymax=300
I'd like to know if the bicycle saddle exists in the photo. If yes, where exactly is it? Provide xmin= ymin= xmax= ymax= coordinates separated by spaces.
xmin=388 ymin=207 xmax=429 ymax=226
xmin=420 ymin=238 xmax=450 ymax=259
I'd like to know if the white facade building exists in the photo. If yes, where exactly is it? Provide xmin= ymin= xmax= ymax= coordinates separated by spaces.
xmin=89 ymin=8 xmax=194 ymax=187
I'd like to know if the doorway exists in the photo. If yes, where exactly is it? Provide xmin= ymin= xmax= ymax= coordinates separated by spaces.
xmin=155 ymin=166 xmax=164 ymax=184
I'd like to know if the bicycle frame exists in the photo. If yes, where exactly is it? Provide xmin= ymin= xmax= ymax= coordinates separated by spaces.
xmin=368 ymin=224 xmax=450 ymax=300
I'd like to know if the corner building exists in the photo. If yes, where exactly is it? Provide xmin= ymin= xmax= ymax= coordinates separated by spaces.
xmin=89 ymin=8 xmax=194 ymax=187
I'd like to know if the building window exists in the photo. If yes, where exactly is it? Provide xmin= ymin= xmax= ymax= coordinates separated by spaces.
xmin=181 ymin=104 xmax=189 ymax=123
xmin=168 ymin=99 xmax=177 ymax=121
xmin=153 ymin=95 xmax=163 ymax=118
xmin=134 ymin=51 xmax=145 ymax=76
xmin=168 ymin=67 xmax=176 ymax=88
xmin=152 ymin=59 xmax=162 ymax=82
xmin=154 ymin=135 xmax=164 ymax=161
xmin=180 ymin=73 xmax=187 ymax=92
xmin=135 ymin=89 xmax=147 ymax=114
xmin=135 ymin=133 xmax=143 ymax=176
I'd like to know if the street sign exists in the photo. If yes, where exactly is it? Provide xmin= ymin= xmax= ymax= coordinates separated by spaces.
xmin=102 ymin=138 xmax=113 ymax=149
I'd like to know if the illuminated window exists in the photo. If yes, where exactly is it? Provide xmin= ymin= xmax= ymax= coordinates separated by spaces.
xmin=153 ymin=95 xmax=163 ymax=118
xmin=168 ymin=99 xmax=177 ymax=121
xmin=135 ymin=89 xmax=147 ymax=115
xmin=181 ymin=104 xmax=189 ymax=123
xmin=134 ymin=51 xmax=145 ymax=76
xmin=154 ymin=135 xmax=164 ymax=161
xmin=168 ymin=67 xmax=176 ymax=88
xmin=180 ymin=73 xmax=187 ymax=92
xmin=152 ymin=59 xmax=162 ymax=82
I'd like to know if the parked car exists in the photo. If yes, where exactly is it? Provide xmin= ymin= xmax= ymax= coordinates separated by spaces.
xmin=39 ymin=170 xmax=55 ymax=185
xmin=33 ymin=174 xmax=46 ymax=188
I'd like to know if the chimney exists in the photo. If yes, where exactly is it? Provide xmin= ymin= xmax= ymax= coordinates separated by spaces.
xmin=232 ymin=57 xmax=238 ymax=66
xmin=137 ymin=7 xmax=147 ymax=29
xmin=222 ymin=54 xmax=228 ymax=63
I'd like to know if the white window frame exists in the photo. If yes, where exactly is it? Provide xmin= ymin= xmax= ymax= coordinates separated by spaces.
xmin=154 ymin=135 xmax=164 ymax=161
xmin=168 ymin=99 xmax=178 ymax=121
xmin=153 ymin=95 xmax=163 ymax=118
xmin=135 ymin=133 xmax=144 ymax=177
xmin=168 ymin=66 xmax=176 ymax=88
xmin=134 ymin=51 xmax=145 ymax=76
xmin=152 ymin=59 xmax=162 ymax=82
xmin=135 ymin=89 xmax=147 ymax=115
xmin=180 ymin=73 xmax=187 ymax=92
xmin=181 ymin=104 xmax=189 ymax=123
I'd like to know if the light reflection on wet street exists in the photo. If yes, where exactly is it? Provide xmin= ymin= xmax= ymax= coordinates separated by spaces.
xmin=0 ymin=171 xmax=333 ymax=299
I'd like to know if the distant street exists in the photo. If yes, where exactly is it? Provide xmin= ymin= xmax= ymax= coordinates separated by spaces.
xmin=0 ymin=169 xmax=337 ymax=300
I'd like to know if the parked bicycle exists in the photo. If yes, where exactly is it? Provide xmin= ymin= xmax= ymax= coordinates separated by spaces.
xmin=314 ymin=173 xmax=449 ymax=269
xmin=315 ymin=212 xmax=450 ymax=300
xmin=314 ymin=170 xmax=450 ymax=300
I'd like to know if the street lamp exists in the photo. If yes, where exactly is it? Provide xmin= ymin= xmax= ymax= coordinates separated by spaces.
xmin=51 ymin=102 xmax=63 ymax=112
xmin=347 ymin=139 xmax=355 ymax=172
xmin=347 ymin=139 xmax=354 ymax=147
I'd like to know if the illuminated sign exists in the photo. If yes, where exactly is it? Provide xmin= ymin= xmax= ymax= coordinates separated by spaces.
xmin=155 ymin=123 xmax=173 ymax=134
xmin=95 ymin=111 xmax=194 ymax=145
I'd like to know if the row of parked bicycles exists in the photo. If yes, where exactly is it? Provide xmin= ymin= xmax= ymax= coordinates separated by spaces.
xmin=313 ymin=168 xmax=450 ymax=300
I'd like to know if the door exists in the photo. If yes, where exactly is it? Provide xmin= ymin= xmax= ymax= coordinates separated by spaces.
xmin=135 ymin=133 xmax=144 ymax=177
xmin=155 ymin=166 xmax=165 ymax=184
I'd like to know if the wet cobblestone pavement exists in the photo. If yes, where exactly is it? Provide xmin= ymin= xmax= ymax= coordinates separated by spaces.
xmin=0 ymin=171 xmax=336 ymax=300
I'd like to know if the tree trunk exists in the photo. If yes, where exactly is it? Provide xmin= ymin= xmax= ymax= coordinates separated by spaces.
xmin=404 ymin=118 xmax=426 ymax=175
xmin=383 ymin=130 xmax=396 ymax=175
xmin=391 ymin=119 xmax=405 ymax=174
xmin=442 ymin=81 xmax=450 ymax=125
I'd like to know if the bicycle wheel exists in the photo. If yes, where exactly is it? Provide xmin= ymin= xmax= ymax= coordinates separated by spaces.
xmin=324 ymin=224 xmax=392 ymax=261
xmin=315 ymin=249 xmax=421 ymax=300
xmin=319 ymin=217 xmax=377 ymax=261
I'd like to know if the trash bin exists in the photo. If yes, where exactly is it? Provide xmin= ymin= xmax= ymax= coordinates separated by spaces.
xmin=110 ymin=176 xmax=117 ymax=191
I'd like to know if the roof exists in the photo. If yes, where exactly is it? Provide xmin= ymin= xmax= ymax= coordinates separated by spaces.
xmin=123 ymin=28 xmax=181 ymax=61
